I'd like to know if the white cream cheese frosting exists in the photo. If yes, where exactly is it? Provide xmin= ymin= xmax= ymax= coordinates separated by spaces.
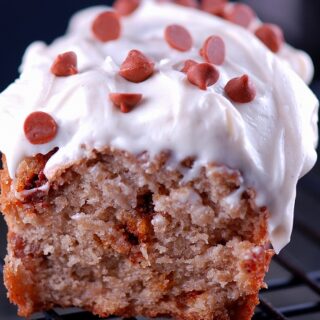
xmin=0 ymin=0 xmax=318 ymax=253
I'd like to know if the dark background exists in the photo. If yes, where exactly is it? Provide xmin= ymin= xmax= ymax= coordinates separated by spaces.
xmin=0 ymin=1 xmax=319 ymax=319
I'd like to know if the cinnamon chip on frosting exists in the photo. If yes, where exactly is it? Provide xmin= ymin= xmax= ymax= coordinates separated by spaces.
xmin=164 ymin=24 xmax=193 ymax=52
xmin=51 ymin=52 xmax=78 ymax=77
xmin=119 ymin=50 xmax=155 ymax=83
xmin=187 ymin=63 xmax=220 ymax=90
xmin=113 ymin=0 xmax=140 ymax=16
xmin=200 ymin=36 xmax=226 ymax=65
xmin=223 ymin=4 xmax=255 ymax=28
xmin=109 ymin=93 xmax=143 ymax=113
xmin=24 ymin=112 xmax=58 ymax=145
xmin=92 ymin=11 xmax=121 ymax=42
xmin=201 ymin=0 xmax=228 ymax=15
xmin=225 ymin=75 xmax=256 ymax=103
xmin=181 ymin=59 xmax=198 ymax=73
xmin=174 ymin=0 xmax=198 ymax=7
xmin=158 ymin=0 xmax=198 ymax=7
xmin=255 ymin=24 xmax=284 ymax=53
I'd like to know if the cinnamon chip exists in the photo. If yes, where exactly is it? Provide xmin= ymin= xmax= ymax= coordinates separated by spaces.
xmin=201 ymin=0 xmax=228 ymax=15
xmin=51 ymin=51 xmax=78 ymax=77
xmin=200 ymin=36 xmax=225 ymax=65
xmin=92 ymin=11 xmax=121 ymax=42
xmin=157 ymin=0 xmax=198 ymax=7
xmin=187 ymin=63 xmax=220 ymax=90
xmin=174 ymin=0 xmax=198 ymax=7
xmin=119 ymin=50 xmax=155 ymax=83
xmin=24 ymin=112 xmax=58 ymax=145
xmin=164 ymin=24 xmax=193 ymax=52
xmin=109 ymin=93 xmax=143 ymax=113
xmin=225 ymin=75 xmax=256 ymax=103
xmin=181 ymin=59 xmax=198 ymax=73
xmin=223 ymin=4 xmax=255 ymax=28
xmin=255 ymin=23 xmax=284 ymax=53
xmin=113 ymin=0 xmax=140 ymax=16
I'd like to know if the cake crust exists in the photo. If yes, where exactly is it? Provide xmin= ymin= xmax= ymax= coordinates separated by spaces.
xmin=1 ymin=149 xmax=273 ymax=320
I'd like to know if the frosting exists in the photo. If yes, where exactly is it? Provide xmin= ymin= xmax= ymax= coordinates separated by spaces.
xmin=0 ymin=0 xmax=318 ymax=253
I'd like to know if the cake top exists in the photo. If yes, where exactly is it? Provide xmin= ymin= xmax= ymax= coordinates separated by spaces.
xmin=0 ymin=0 xmax=318 ymax=252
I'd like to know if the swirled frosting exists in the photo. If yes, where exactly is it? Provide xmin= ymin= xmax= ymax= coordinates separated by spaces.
xmin=0 ymin=0 xmax=318 ymax=252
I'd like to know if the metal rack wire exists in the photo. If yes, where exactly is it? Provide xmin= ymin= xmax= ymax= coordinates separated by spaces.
xmin=254 ymin=254 xmax=320 ymax=319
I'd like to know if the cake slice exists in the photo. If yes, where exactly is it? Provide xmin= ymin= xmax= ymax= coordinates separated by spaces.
xmin=2 ymin=149 xmax=273 ymax=319
xmin=0 ymin=1 xmax=318 ymax=319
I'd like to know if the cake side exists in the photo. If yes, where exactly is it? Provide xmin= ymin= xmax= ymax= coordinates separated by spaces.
xmin=1 ymin=149 xmax=273 ymax=320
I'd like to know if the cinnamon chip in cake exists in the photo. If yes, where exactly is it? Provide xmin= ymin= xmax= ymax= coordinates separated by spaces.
xmin=201 ymin=0 xmax=228 ymax=16
xmin=24 ymin=112 xmax=58 ymax=145
xmin=109 ymin=93 xmax=143 ymax=113
xmin=51 ymin=51 xmax=78 ymax=77
xmin=92 ymin=11 xmax=121 ymax=42
xmin=181 ymin=59 xmax=198 ymax=73
xmin=225 ymin=74 xmax=256 ymax=103
xmin=119 ymin=50 xmax=155 ymax=83
xmin=164 ymin=24 xmax=193 ymax=52
xmin=113 ymin=0 xmax=140 ymax=16
xmin=255 ymin=24 xmax=284 ymax=53
xmin=223 ymin=4 xmax=255 ymax=28
xmin=200 ymin=36 xmax=226 ymax=65
xmin=187 ymin=63 xmax=220 ymax=90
